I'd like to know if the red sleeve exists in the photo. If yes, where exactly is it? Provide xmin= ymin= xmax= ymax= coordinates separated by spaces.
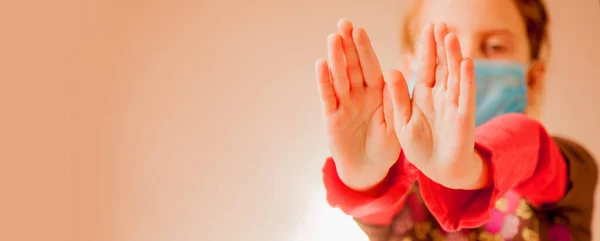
xmin=322 ymin=152 xmax=418 ymax=225
xmin=417 ymin=113 xmax=568 ymax=231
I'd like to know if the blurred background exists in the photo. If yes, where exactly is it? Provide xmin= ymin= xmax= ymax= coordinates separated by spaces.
xmin=1 ymin=0 xmax=598 ymax=240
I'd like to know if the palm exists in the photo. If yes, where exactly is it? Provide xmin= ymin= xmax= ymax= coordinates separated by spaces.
xmin=325 ymin=82 xmax=398 ymax=180
xmin=388 ymin=23 xmax=477 ymax=189
xmin=316 ymin=20 xmax=400 ymax=190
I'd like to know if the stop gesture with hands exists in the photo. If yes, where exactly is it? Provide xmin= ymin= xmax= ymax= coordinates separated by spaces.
xmin=316 ymin=20 xmax=488 ymax=191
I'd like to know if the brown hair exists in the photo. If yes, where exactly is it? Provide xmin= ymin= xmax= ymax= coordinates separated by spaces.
xmin=400 ymin=0 xmax=550 ymax=61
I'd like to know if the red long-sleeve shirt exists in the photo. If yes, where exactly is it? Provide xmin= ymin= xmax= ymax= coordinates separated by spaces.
xmin=322 ymin=113 xmax=568 ymax=232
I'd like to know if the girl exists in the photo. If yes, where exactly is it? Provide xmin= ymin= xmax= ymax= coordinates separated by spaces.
xmin=315 ymin=0 xmax=597 ymax=240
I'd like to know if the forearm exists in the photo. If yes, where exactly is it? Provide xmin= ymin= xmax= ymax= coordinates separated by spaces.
xmin=416 ymin=113 xmax=568 ymax=231
xmin=474 ymin=114 xmax=567 ymax=205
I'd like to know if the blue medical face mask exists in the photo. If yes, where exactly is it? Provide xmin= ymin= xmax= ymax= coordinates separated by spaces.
xmin=408 ymin=59 xmax=528 ymax=126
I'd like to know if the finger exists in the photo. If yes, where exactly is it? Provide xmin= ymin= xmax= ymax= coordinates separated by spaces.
xmin=444 ymin=33 xmax=463 ymax=106
xmin=382 ymin=83 xmax=394 ymax=129
xmin=328 ymin=33 xmax=350 ymax=97
xmin=337 ymin=19 xmax=364 ymax=89
xmin=415 ymin=23 xmax=436 ymax=88
xmin=433 ymin=23 xmax=449 ymax=90
xmin=458 ymin=58 xmax=476 ymax=116
xmin=315 ymin=59 xmax=337 ymax=114
xmin=387 ymin=69 xmax=412 ymax=128
xmin=353 ymin=28 xmax=384 ymax=88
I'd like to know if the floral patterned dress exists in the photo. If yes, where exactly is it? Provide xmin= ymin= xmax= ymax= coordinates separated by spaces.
xmin=387 ymin=185 xmax=572 ymax=241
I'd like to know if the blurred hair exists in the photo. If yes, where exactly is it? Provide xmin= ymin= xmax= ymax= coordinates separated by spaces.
xmin=400 ymin=0 xmax=550 ymax=61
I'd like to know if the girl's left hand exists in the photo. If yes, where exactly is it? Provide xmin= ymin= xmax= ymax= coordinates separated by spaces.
xmin=387 ymin=23 xmax=487 ymax=190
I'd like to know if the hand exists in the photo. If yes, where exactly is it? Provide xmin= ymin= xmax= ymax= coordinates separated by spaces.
xmin=387 ymin=23 xmax=486 ymax=190
xmin=316 ymin=20 xmax=400 ymax=190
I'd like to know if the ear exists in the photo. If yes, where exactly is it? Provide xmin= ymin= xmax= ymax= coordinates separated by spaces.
xmin=527 ymin=60 xmax=546 ymax=89
xmin=525 ymin=60 xmax=546 ymax=120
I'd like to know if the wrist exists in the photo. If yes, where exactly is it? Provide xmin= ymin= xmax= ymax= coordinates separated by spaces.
xmin=468 ymin=149 xmax=491 ymax=190
xmin=339 ymin=166 xmax=391 ymax=192
xmin=436 ymin=150 xmax=490 ymax=190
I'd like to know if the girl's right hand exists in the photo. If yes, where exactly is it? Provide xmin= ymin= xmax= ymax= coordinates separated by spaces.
xmin=316 ymin=20 xmax=402 ymax=191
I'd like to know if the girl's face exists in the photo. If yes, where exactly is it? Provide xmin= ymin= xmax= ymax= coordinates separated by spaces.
xmin=413 ymin=0 xmax=531 ymax=63
xmin=406 ymin=0 xmax=546 ymax=119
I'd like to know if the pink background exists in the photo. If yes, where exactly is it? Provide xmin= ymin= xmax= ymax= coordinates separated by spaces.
xmin=1 ymin=0 xmax=598 ymax=240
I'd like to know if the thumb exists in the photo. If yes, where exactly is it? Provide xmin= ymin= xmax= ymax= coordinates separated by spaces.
xmin=386 ymin=69 xmax=412 ymax=129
